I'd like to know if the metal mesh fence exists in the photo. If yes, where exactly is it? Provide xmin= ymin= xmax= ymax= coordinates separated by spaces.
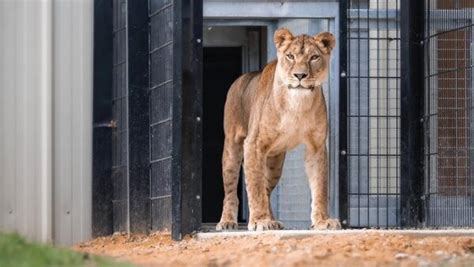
xmin=111 ymin=0 xmax=129 ymax=233
xmin=424 ymin=0 xmax=474 ymax=227
xmin=149 ymin=0 xmax=173 ymax=231
xmin=106 ymin=0 xmax=474 ymax=231
xmin=345 ymin=0 xmax=401 ymax=228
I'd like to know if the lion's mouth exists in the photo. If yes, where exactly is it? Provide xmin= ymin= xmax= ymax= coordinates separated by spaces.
xmin=288 ymin=84 xmax=315 ymax=91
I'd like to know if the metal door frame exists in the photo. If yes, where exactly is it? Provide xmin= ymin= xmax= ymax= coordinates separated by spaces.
xmin=203 ymin=0 xmax=341 ymax=220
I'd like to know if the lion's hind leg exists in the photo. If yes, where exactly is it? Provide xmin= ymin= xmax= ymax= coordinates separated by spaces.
xmin=216 ymin=136 xmax=244 ymax=231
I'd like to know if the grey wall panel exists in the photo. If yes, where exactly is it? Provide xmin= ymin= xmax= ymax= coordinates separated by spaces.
xmin=0 ymin=0 xmax=93 ymax=245
xmin=53 ymin=0 xmax=93 ymax=245
xmin=0 ymin=0 xmax=53 ymax=243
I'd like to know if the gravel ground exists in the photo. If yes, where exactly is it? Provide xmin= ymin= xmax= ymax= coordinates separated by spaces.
xmin=74 ymin=231 xmax=474 ymax=267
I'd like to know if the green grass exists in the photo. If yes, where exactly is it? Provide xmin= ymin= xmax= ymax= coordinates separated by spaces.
xmin=0 ymin=232 xmax=132 ymax=267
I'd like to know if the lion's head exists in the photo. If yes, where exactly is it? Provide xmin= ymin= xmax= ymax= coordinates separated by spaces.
xmin=273 ymin=28 xmax=335 ymax=91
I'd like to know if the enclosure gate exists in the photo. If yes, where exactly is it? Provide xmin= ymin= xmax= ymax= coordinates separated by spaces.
xmin=340 ymin=0 xmax=402 ymax=228
xmin=340 ymin=0 xmax=474 ymax=228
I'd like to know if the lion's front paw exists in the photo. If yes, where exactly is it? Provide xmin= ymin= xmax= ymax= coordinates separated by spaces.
xmin=311 ymin=219 xmax=341 ymax=230
xmin=248 ymin=220 xmax=284 ymax=231
xmin=216 ymin=221 xmax=238 ymax=231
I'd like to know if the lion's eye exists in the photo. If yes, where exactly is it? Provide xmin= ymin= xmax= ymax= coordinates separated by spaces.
xmin=286 ymin=54 xmax=294 ymax=60
xmin=310 ymin=55 xmax=320 ymax=61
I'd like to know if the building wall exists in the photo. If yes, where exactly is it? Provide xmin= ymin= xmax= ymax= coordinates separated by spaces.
xmin=0 ymin=0 xmax=53 ymax=244
xmin=0 ymin=0 xmax=93 ymax=245
xmin=52 ymin=0 xmax=93 ymax=245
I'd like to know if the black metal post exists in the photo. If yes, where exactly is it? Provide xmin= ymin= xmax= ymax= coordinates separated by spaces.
xmin=400 ymin=0 xmax=425 ymax=227
xmin=338 ymin=0 xmax=349 ymax=228
xmin=127 ymin=0 xmax=151 ymax=233
xmin=92 ymin=0 xmax=114 ymax=237
xmin=172 ymin=0 xmax=203 ymax=240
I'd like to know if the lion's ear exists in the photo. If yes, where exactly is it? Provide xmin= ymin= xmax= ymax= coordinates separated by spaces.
xmin=274 ymin=28 xmax=294 ymax=50
xmin=314 ymin=32 xmax=336 ymax=54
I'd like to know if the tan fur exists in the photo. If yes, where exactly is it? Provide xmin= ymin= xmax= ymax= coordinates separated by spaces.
xmin=216 ymin=29 xmax=341 ymax=231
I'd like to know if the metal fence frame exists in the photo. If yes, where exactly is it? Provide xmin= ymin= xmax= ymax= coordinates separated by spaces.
xmin=340 ymin=0 xmax=474 ymax=228
xmin=339 ymin=0 xmax=406 ymax=228
xmin=423 ymin=0 xmax=474 ymax=227
xmin=97 ymin=0 xmax=474 ymax=240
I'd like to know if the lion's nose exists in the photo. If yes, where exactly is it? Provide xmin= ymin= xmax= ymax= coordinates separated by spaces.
xmin=293 ymin=73 xmax=308 ymax=81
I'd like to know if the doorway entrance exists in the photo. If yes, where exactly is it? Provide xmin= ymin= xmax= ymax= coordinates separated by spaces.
xmin=201 ymin=14 xmax=339 ymax=229
xmin=202 ymin=47 xmax=242 ymax=223
xmin=202 ymin=26 xmax=266 ymax=224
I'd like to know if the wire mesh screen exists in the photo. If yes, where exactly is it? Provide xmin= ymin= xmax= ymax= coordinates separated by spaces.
xmin=345 ymin=0 xmax=401 ymax=227
xmin=111 ymin=0 xmax=129 ymax=232
xmin=149 ymin=0 xmax=173 ymax=231
xmin=424 ymin=0 xmax=474 ymax=227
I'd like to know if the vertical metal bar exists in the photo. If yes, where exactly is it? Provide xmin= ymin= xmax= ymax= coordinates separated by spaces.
xmin=172 ymin=0 xmax=203 ymax=240
xmin=396 ymin=0 xmax=400 ymax=227
xmin=172 ymin=0 xmax=183 ymax=240
xmin=467 ymin=2 xmax=472 ymax=228
xmin=357 ymin=0 xmax=361 ymax=228
xmin=467 ymin=3 xmax=474 ymax=226
xmin=424 ymin=0 xmax=431 ymax=227
xmin=125 ymin=0 xmax=131 ymax=236
xmin=339 ymin=0 xmax=349 ymax=228
xmin=454 ymin=3 xmax=458 ymax=227
xmin=464 ymin=4 xmax=469 ymax=227
xmin=462 ymin=0 xmax=466 ymax=228
xmin=376 ymin=0 xmax=380 ymax=228
xmin=366 ymin=1 xmax=370 ymax=227
xmin=400 ymin=0 xmax=425 ymax=227
xmin=183 ymin=0 xmax=203 ymax=237
xmin=436 ymin=0 xmax=439 ymax=226
xmin=385 ymin=0 xmax=389 ymax=228
xmin=440 ymin=0 xmax=444 ymax=227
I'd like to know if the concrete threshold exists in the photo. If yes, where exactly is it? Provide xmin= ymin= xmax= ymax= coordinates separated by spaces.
xmin=195 ymin=229 xmax=474 ymax=240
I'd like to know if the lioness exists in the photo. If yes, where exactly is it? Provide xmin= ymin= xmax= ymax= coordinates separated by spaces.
xmin=216 ymin=28 xmax=341 ymax=231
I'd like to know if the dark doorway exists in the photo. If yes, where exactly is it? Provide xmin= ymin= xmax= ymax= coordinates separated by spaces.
xmin=202 ymin=47 xmax=244 ymax=223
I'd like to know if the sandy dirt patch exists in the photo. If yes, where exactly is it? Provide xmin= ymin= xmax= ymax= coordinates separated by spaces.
xmin=74 ymin=231 xmax=474 ymax=267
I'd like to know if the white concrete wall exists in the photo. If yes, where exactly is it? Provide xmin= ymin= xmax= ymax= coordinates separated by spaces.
xmin=0 ymin=0 xmax=93 ymax=245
